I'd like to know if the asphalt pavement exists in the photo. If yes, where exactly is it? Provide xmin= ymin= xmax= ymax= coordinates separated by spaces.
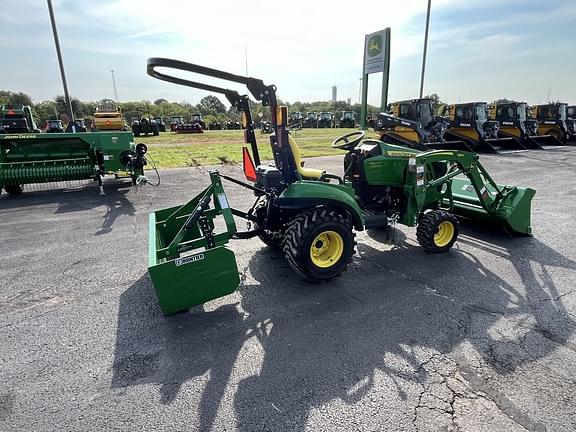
xmin=1 ymin=147 xmax=576 ymax=431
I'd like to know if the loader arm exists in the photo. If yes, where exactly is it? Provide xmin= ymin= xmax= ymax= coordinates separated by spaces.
xmin=408 ymin=150 xmax=535 ymax=235
xmin=374 ymin=112 xmax=427 ymax=142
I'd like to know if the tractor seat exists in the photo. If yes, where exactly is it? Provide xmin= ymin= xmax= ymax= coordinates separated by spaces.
xmin=288 ymin=135 xmax=325 ymax=180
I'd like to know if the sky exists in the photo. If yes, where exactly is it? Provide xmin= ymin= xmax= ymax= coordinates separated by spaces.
xmin=1 ymin=0 xmax=575 ymax=107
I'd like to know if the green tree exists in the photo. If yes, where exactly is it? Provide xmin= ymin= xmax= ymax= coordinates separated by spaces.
xmin=198 ymin=95 xmax=226 ymax=114
xmin=424 ymin=94 xmax=444 ymax=112
xmin=0 ymin=90 xmax=33 ymax=106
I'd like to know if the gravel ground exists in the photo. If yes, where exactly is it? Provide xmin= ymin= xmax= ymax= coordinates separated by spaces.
xmin=1 ymin=147 xmax=575 ymax=432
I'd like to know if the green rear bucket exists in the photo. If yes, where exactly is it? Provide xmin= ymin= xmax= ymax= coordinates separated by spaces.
xmin=147 ymin=172 xmax=240 ymax=315
xmin=448 ymin=178 xmax=535 ymax=235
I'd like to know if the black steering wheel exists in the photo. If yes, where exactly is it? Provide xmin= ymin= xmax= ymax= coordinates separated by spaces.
xmin=331 ymin=130 xmax=366 ymax=150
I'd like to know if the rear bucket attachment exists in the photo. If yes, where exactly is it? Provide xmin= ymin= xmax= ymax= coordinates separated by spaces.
xmin=422 ymin=140 xmax=473 ymax=152
xmin=448 ymin=178 xmax=535 ymax=235
xmin=148 ymin=171 xmax=240 ymax=315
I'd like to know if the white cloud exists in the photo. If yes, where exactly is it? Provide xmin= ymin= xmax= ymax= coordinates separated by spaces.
xmin=1 ymin=0 xmax=575 ymax=105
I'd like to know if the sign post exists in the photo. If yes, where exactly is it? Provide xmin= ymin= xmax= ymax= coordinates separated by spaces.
xmin=360 ymin=28 xmax=391 ymax=129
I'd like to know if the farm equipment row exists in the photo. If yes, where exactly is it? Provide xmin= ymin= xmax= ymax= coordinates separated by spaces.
xmin=145 ymin=58 xmax=535 ymax=316
xmin=374 ymin=98 xmax=574 ymax=155
xmin=293 ymin=111 xmax=358 ymax=129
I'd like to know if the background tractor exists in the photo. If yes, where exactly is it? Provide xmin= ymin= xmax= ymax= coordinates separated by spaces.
xmin=152 ymin=117 xmax=167 ymax=132
xmin=289 ymin=111 xmax=303 ymax=129
xmin=131 ymin=115 xmax=159 ymax=137
xmin=317 ymin=112 xmax=334 ymax=128
xmin=169 ymin=115 xmax=185 ymax=131
xmin=0 ymin=105 xmax=41 ymax=133
xmin=567 ymin=105 xmax=576 ymax=140
xmin=303 ymin=112 xmax=318 ymax=128
xmin=208 ymin=120 xmax=223 ymax=130
xmin=145 ymin=58 xmax=535 ymax=316
xmin=45 ymin=119 xmax=64 ymax=133
xmin=226 ymin=120 xmax=242 ymax=130
xmin=339 ymin=111 xmax=356 ymax=128
xmin=260 ymin=120 xmax=272 ymax=134
xmin=173 ymin=113 xmax=205 ymax=134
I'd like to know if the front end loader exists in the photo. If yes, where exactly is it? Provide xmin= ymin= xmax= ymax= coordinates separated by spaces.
xmin=441 ymin=103 xmax=526 ymax=154
xmin=145 ymin=58 xmax=535 ymax=316
xmin=373 ymin=99 xmax=471 ymax=152
xmin=487 ymin=102 xmax=564 ymax=149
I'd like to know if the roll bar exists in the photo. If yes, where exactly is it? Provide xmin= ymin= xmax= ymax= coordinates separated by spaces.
xmin=146 ymin=57 xmax=299 ymax=185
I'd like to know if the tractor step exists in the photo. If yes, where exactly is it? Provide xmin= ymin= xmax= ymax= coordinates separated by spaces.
xmin=362 ymin=210 xmax=389 ymax=229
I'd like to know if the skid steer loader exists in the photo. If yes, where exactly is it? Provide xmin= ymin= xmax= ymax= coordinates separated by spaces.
xmin=373 ymin=99 xmax=471 ymax=152
xmin=145 ymin=58 xmax=535 ymax=316
xmin=487 ymin=102 xmax=564 ymax=149
xmin=530 ymin=103 xmax=571 ymax=145
xmin=441 ymin=103 xmax=527 ymax=154
xmin=567 ymin=106 xmax=576 ymax=140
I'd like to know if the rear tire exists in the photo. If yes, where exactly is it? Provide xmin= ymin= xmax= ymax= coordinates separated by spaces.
xmin=282 ymin=207 xmax=355 ymax=282
xmin=4 ymin=184 xmax=23 ymax=195
xmin=417 ymin=210 xmax=459 ymax=253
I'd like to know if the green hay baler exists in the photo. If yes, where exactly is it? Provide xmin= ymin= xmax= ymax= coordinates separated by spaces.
xmin=0 ymin=131 xmax=147 ymax=195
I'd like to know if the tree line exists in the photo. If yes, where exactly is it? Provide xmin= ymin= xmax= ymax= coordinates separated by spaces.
xmin=0 ymin=90 xmax=393 ymax=127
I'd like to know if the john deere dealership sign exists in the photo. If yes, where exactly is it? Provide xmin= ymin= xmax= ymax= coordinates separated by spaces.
xmin=360 ymin=27 xmax=391 ymax=129
xmin=364 ymin=29 xmax=389 ymax=74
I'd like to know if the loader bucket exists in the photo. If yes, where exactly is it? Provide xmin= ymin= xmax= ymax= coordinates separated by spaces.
xmin=483 ymin=137 xmax=527 ymax=153
xmin=147 ymin=171 xmax=240 ymax=315
xmin=528 ymin=135 xmax=566 ymax=148
xmin=448 ymin=178 xmax=535 ymax=235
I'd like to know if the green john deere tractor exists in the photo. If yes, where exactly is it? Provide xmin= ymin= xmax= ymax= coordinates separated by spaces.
xmin=146 ymin=58 xmax=535 ymax=316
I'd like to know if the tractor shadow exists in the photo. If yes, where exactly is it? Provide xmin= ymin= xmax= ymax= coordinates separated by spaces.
xmin=0 ymin=180 xmax=135 ymax=235
xmin=111 ymin=228 xmax=576 ymax=432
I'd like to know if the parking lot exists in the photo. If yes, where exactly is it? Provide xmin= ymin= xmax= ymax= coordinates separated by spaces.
xmin=1 ymin=148 xmax=576 ymax=431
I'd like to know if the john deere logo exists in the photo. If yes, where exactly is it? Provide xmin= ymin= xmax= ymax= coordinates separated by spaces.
xmin=368 ymin=35 xmax=382 ymax=57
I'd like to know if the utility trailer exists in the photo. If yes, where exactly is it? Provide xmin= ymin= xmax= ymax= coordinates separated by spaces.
xmin=0 ymin=131 xmax=147 ymax=195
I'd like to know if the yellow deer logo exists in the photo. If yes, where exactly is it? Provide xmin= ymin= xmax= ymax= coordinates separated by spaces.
xmin=368 ymin=35 xmax=382 ymax=57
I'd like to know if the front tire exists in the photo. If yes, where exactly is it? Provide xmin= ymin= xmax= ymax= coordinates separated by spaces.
xmin=416 ymin=210 xmax=459 ymax=253
xmin=282 ymin=207 xmax=355 ymax=282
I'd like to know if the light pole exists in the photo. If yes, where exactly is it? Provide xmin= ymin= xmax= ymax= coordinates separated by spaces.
xmin=111 ymin=69 xmax=119 ymax=102
xmin=47 ymin=0 xmax=74 ymax=122
xmin=419 ymin=0 xmax=432 ymax=99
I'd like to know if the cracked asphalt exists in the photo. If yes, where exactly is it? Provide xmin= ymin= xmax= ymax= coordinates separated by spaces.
xmin=1 ymin=147 xmax=576 ymax=431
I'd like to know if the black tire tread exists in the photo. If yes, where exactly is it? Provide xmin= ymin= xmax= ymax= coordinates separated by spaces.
xmin=416 ymin=209 xmax=459 ymax=253
xmin=282 ymin=207 xmax=355 ymax=282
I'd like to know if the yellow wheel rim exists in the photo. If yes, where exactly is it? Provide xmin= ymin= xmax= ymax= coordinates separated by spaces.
xmin=309 ymin=230 xmax=344 ymax=268
xmin=434 ymin=221 xmax=455 ymax=247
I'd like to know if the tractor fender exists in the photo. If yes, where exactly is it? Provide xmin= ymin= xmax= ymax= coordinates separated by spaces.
xmin=277 ymin=181 xmax=365 ymax=230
